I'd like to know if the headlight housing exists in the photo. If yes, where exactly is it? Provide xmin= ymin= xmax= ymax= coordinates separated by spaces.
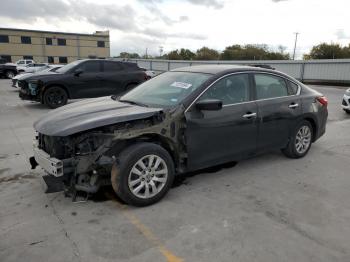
xmin=28 ymin=80 xmax=40 ymax=95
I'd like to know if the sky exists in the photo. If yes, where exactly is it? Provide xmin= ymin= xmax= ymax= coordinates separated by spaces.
xmin=0 ymin=0 xmax=349 ymax=59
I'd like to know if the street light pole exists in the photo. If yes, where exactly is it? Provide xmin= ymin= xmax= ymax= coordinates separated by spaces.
xmin=293 ymin=32 xmax=299 ymax=60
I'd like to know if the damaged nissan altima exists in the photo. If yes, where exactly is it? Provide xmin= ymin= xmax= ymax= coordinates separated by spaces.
xmin=31 ymin=65 xmax=328 ymax=206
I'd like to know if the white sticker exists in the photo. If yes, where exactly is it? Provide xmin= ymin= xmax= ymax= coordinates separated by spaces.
xmin=170 ymin=81 xmax=192 ymax=89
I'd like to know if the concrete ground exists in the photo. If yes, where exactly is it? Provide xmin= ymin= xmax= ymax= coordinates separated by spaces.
xmin=0 ymin=79 xmax=349 ymax=262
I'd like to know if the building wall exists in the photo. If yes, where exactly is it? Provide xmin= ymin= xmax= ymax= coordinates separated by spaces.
xmin=0 ymin=28 xmax=110 ymax=63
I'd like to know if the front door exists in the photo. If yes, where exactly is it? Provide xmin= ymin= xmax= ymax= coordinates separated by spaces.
xmin=185 ymin=73 xmax=258 ymax=171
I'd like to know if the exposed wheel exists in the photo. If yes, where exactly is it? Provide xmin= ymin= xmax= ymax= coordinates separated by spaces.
xmin=282 ymin=120 xmax=313 ymax=158
xmin=5 ymin=71 xmax=15 ymax=79
xmin=43 ymin=86 xmax=68 ymax=109
xmin=344 ymin=109 xmax=350 ymax=114
xmin=111 ymin=143 xmax=175 ymax=206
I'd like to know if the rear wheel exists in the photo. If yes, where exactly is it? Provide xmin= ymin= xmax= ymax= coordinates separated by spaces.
xmin=282 ymin=120 xmax=313 ymax=158
xmin=43 ymin=86 xmax=68 ymax=109
xmin=111 ymin=143 xmax=175 ymax=206
xmin=5 ymin=70 xmax=15 ymax=79
xmin=344 ymin=109 xmax=350 ymax=114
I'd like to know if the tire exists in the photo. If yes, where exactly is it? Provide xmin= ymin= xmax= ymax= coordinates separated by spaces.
xmin=282 ymin=120 xmax=313 ymax=159
xmin=344 ymin=109 xmax=350 ymax=114
xmin=111 ymin=142 xmax=175 ymax=206
xmin=5 ymin=70 xmax=15 ymax=79
xmin=43 ymin=86 xmax=68 ymax=109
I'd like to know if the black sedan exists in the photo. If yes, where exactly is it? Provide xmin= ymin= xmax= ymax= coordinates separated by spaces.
xmin=32 ymin=65 xmax=328 ymax=206
xmin=18 ymin=59 xmax=148 ymax=108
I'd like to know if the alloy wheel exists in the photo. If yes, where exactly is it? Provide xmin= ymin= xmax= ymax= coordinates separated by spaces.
xmin=128 ymin=154 xmax=168 ymax=199
xmin=295 ymin=125 xmax=311 ymax=154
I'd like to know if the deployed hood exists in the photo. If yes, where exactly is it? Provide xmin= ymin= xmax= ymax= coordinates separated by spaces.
xmin=24 ymin=71 xmax=61 ymax=81
xmin=13 ymin=72 xmax=33 ymax=80
xmin=34 ymin=97 xmax=162 ymax=136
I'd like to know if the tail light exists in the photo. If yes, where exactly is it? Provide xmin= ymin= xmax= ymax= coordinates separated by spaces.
xmin=317 ymin=96 xmax=328 ymax=106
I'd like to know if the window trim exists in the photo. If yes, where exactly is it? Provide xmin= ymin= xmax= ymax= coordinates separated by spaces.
xmin=186 ymin=71 xmax=301 ymax=112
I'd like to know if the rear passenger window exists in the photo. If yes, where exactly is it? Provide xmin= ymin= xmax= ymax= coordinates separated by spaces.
xmin=254 ymin=74 xmax=288 ymax=99
xmin=103 ymin=61 xmax=122 ymax=72
xmin=288 ymin=81 xmax=299 ymax=95
xmin=78 ymin=61 xmax=100 ymax=73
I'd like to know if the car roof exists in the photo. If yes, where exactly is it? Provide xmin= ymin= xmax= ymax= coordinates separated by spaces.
xmin=171 ymin=64 xmax=274 ymax=75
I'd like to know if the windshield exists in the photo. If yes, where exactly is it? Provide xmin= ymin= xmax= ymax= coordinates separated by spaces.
xmin=120 ymin=71 xmax=211 ymax=108
xmin=55 ymin=60 xmax=81 ymax=74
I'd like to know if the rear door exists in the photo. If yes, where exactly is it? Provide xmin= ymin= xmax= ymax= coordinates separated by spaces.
xmin=185 ymin=73 xmax=258 ymax=170
xmin=68 ymin=60 xmax=102 ymax=98
xmin=253 ymin=73 xmax=301 ymax=151
xmin=100 ymin=61 xmax=125 ymax=95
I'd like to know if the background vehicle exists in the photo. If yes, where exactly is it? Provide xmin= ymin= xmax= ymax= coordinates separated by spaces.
xmin=0 ymin=59 xmax=17 ymax=79
xmin=341 ymin=88 xmax=350 ymax=114
xmin=12 ymin=65 xmax=62 ymax=88
xmin=141 ymin=67 xmax=157 ymax=79
xmin=31 ymin=65 xmax=328 ymax=206
xmin=17 ymin=63 xmax=49 ymax=74
xmin=15 ymin=59 xmax=35 ymax=72
xmin=19 ymin=59 xmax=148 ymax=108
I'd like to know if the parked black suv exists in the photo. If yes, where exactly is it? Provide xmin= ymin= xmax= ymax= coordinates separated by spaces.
xmin=19 ymin=59 xmax=147 ymax=108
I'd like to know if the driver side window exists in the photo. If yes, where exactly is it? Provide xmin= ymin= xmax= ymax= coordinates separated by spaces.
xmin=199 ymin=74 xmax=250 ymax=105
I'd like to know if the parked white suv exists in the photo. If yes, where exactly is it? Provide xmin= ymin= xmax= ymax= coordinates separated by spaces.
xmin=341 ymin=88 xmax=350 ymax=114
xmin=16 ymin=59 xmax=35 ymax=72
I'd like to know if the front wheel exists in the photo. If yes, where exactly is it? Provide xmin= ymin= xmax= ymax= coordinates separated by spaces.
xmin=282 ymin=120 xmax=313 ymax=159
xmin=111 ymin=143 xmax=175 ymax=206
xmin=43 ymin=86 xmax=68 ymax=109
xmin=344 ymin=109 xmax=350 ymax=114
xmin=5 ymin=70 xmax=15 ymax=79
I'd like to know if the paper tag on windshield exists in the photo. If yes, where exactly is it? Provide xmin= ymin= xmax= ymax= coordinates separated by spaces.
xmin=170 ymin=82 xmax=192 ymax=89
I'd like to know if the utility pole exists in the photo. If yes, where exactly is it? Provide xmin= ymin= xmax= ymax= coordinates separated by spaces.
xmin=293 ymin=32 xmax=299 ymax=60
xmin=159 ymin=46 xmax=163 ymax=58
xmin=145 ymin=48 xmax=148 ymax=59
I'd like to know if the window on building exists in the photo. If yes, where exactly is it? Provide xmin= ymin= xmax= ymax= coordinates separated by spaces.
xmin=59 ymin=57 xmax=68 ymax=63
xmin=0 ymin=35 xmax=9 ymax=43
xmin=46 ymin=38 xmax=53 ymax=45
xmin=23 ymin=56 xmax=33 ymax=60
xmin=21 ymin=36 xmax=31 ymax=44
xmin=97 ymin=41 xmax=105 ymax=48
xmin=57 ymin=38 xmax=66 ymax=46
xmin=48 ymin=56 xmax=54 ymax=63
xmin=0 ymin=55 xmax=11 ymax=63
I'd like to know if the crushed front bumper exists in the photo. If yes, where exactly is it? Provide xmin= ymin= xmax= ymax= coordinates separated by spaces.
xmin=33 ymin=146 xmax=64 ymax=177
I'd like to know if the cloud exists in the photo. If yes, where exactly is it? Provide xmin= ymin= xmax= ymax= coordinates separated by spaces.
xmin=271 ymin=0 xmax=289 ymax=2
xmin=186 ymin=0 xmax=224 ymax=9
xmin=335 ymin=29 xmax=350 ymax=40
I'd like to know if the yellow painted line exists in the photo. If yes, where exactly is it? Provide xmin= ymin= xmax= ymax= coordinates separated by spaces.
xmin=110 ymin=195 xmax=183 ymax=262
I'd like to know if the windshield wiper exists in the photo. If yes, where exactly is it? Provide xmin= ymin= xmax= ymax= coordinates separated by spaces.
xmin=118 ymin=99 xmax=149 ymax=107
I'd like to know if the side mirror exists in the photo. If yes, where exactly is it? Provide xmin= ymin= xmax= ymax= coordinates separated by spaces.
xmin=74 ymin=69 xmax=83 ymax=76
xmin=195 ymin=99 xmax=223 ymax=111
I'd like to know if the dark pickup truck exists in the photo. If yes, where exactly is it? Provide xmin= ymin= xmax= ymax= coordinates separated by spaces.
xmin=0 ymin=58 xmax=17 ymax=79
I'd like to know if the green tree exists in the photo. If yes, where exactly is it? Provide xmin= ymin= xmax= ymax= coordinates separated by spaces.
xmin=119 ymin=52 xmax=140 ymax=59
xmin=306 ymin=43 xmax=346 ymax=59
xmin=220 ymin=44 xmax=289 ymax=60
xmin=195 ymin=47 xmax=220 ymax=60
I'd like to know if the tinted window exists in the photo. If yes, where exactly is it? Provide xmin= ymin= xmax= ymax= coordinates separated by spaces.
xmin=46 ymin=38 xmax=52 ymax=45
xmin=97 ymin=41 xmax=105 ymax=47
xmin=0 ymin=35 xmax=9 ymax=43
xmin=23 ymin=56 xmax=33 ymax=60
xmin=59 ymin=57 xmax=68 ymax=63
xmin=78 ymin=61 xmax=100 ymax=73
xmin=288 ymin=81 xmax=299 ymax=95
xmin=21 ymin=36 xmax=31 ymax=44
xmin=103 ymin=61 xmax=122 ymax=72
xmin=48 ymin=56 xmax=54 ymax=63
xmin=200 ymin=74 xmax=250 ymax=105
xmin=254 ymin=74 xmax=288 ymax=99
xmin=57 ymin=38 xmax=66 ymax=46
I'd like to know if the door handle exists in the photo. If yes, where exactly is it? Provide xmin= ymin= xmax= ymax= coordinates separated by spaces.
xmin=289 ymin=103 xmax=299 ymax=109
xmin=242 ymin=112 xmax=257 ymax=119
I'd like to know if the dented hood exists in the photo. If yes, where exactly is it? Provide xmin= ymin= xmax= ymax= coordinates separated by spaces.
xmin=34 ymin=96 xmax=162 ymax=136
